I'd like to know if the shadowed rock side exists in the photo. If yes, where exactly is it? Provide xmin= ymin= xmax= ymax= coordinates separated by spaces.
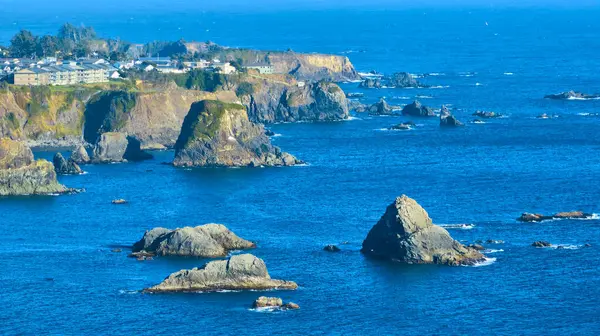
xmin=440 ymin=106 xmax=464 ymax=127
xmin=368 ymin=98 xmax=395 ymax=116
xmin=92 ymin=132 xmax=152 ymax=163
xmin=0 ymin=138 xmax=67 ymax=196
xmin=53 ymin=153 xmax=83 ymax=175
xmin=361 ymin=195 xmax=486 ymax=266
xmin=173 ymin=100 xmax=302 ymax=167
xmin=132 ymin=224 xmax=256 ymax=258
xmin=402 ymin=101 xmax=435 ymax=117
xmin=144 ymin=254 xmax=298 ymax=293
xmin=242 ymin=81 xmax=349 ymax=123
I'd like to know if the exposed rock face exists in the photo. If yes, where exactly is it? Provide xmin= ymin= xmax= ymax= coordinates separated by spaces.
xmin=0 ymin=138 xmax=67 ymax=196
xmin=368 ymin=98 xmax=395 ymax=115
xmin=472 ymin=111 xmax=502 ymax=119
xmin=70 ymin=145 xmax=90 ymax=164
xmin=532 ymin=241 xmax=552 ymax=247
xmin=132 ymin=224 xmax=256 ymax=258
xmin=544 ymin=91 xmax=600 ymax=100
xmin=53 ymin=153 xmax=83 ymax=175
xmin=361 ymin=195 xmax=486 ymax=266
xmin=402 ymin=101 xmax=435 ymax=117
xmin=440 ymin=106 xmax=464 ymax=127
xmin=389 ymin=121 xmax=415 ymax=130
xmin=359 ymin=78 xmax=383 ymax=89
xmin=173 ymin=100 xmax=301 ymax=167
xmin=266 ymin=53 xmax=359 ymax=82
xmin=92 ymin=132 xmax=152 ymax=163
xmin=144 ymin=254 xmax=298 ymax=293
xmin=243 ymin=81 xmax=349 ymax=123
xmin=385 ymin=72 xmax=423 ymax=88
xmin=252 ymin=297 xmax=300 ymax=310
xmin=517 ymin=211 xmax=593 ymax=222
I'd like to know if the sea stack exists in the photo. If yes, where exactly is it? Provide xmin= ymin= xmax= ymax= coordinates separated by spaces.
xmin=144 ymin=254 xmax=298 ymax=293
xmin=92 ymin=132 xmax=152 ymax=163
xmin=131 ymin=224 xmax=256 ymax=258
xmin=439 ymin=105 xmax=464 ymax=127
xmin=53 ymin=153 xmax=83 ymax=175
xmin=401 ymin=101 xmax=435 ymax=117
xmin=173 ymin=100 xmax=301 ymax=167
xmin=361 ymin=195 xmax=486 ymax=266
xmin=0 ymin=138 xmax=68 ymax=196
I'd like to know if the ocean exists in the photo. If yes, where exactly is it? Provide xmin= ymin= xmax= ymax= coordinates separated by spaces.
xmin=1 ymin=6 xmax=600 ymax=335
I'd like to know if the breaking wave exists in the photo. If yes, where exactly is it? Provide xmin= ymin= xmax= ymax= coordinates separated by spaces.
xmin=439 ymin=224 xmax=476 ymax=230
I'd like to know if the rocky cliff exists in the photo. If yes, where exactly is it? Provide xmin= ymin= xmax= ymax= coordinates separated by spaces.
xmin=173 ymin=100 xmax=301 ymax=167
xmin=0 ymin=138 xmax=67 ymax=196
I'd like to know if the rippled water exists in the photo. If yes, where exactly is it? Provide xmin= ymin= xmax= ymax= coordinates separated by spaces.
xmin=1 ymin=7 xmax=600 ymax=335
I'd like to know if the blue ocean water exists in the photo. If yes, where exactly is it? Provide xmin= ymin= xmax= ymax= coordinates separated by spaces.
xmin=2 ymin=7 xmax=600 ymax=335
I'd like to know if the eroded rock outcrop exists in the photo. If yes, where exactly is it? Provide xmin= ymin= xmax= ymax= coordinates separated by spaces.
xmin=472 ymin=111 xmax=502 ymax=119
xmin=70 ymin=145 xmax=90 ymax=164
xmin=92 ymin=132 xmax=152 ymax=163
xmin=0 ymin=138 xmax=67 ymax=196
xmin=132 ymin=224 xmax=256 ymax=258
xmin=517 ymin=211 xmax=593 ymax=222
xmin=440 ymin=106 xmax=464 ymax=127
xmin=361 ymin=195 xmax=486 ymax=266
xmin=173 ymin=100 xmax=301 ymax=167
xmin=144 ymin=254 xmax=298 ymax=293
xmin=252 ymin=297 xmax=299 ymax=310
xmin=53 ymin=153 xmax=83 ymax=175
xmin=368 ymin=98 xmax=396 ymax=116
xmin=385 ymin=72 xmax=424 ymax=88
xmin=359 ymin=78 xmax=383 ymax=89
xmin=402 ymin=101 xmax=435 ymax=117
xmin=544 ymin=91 xmax=600 ymax=100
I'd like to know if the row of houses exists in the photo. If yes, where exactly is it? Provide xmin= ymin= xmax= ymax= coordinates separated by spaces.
xmin=14 ymin=63 xmax=117 ymax=86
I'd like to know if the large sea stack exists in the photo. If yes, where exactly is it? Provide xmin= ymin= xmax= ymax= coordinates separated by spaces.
xmin=53 ymin=153 xmax=83 ymax=175
xmin=361 ymin=195 xmax=485 ymax=266
xmin=173 ymin=100 xmax=301 ymax=167
xmin=132 ymin=224 xmax=256 ymax=258
xmin=92 ymin=132 xmax=152 ymax=163
xmin=144 ymin=254 xmax=298 ymax=293
xmin=401 ymin=101 xmax=435 ymax=117
xmin=0 ymin=138 xmax=67 ymax=196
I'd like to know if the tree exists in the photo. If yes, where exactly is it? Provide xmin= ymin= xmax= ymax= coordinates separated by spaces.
xmin=10 ymin=30 xmax=37 ymax=57
xmin=73 ymin=42 xmax=91 ymax=58
xmin=36 ymin=35 xmax=58 ymax=57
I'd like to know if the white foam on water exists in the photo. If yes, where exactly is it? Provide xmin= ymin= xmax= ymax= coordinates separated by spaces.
xmin=551 ymin=244 xmax=581 ymax=250
xmin=485 ymin=249 xmax=504 ymax=254
xmin=428 ymin=73 xmax=445 ymax=76
xmin=119 ymin=289 xmax=139 ymax=295
xmin=429 ymin=85 xmax=450 ymax=89
xmin=346 ymin=116 xmax=362 ymax=121
xmin=439 ymin=224 xmax=476 ymax=230
xmin=272 ymin=133 xmax=283 ymax=137
xmin=503 ymin=72 xmax=514 ymax=75
xmin=469 ymin=257 xmax=497 ymax=267
xmin=472 ymin=120 xmax=486 ymax=124
xmin=567 ymin=97 xmax=600 ymax=101
xmin=415 ymin=95 xmax=433 ymax=99
xmin=392 ymin=96 xmax=411 ymax=100
xmin=474 ymin=83 xmax=484 ymax=86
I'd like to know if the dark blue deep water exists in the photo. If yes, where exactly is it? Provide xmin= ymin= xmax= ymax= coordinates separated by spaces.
xmin=1 ymin=7 xmax=600 ymax=335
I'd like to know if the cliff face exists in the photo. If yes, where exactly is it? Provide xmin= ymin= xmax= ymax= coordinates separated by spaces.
xmin=0 ymin=138 xmax=67 ymax=196
xmin=240 ymin=78 xmax=349 ymax=123
xmin=267 ymin=53 xmax=359 ymax=82
xmin=0 ymin=87 xmax=89 ymax=147
xmin=173 ymin=100 xmax=301 ymax=167
xmin=84 ymin=87 xmax=238 ymax=149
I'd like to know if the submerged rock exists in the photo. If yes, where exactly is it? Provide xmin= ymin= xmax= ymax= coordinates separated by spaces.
xmin=389 ymin=122 xmax=415 ymax=130
xmin=0 ymin=138 xmax=68 ymax=196
xmin=53 ymin=153 xmax=83 ymax=175
xmin=517 ymin=211 xmax=593 ymax=222
xmin=532 ymin=241 xmax=552 ymax=248
xmin=323 ymin=245 xmax=341 ymax=252
xmin=173 ymin=100 xmax=302 ymax=167
xmin=486 ymin=239 xmax=505 ymax=244
xmin=361 ymin=195 xmax=486 ymax=266
xmin=544 ymin=91 xmax=600 ymax=100
xmin=385 ymin=72 xmax=423 ymax=88
xmin=401 ymin=101 xmax=435 ymax=117
xmin=252 ymin=296 xmax=299 ymax=310
xmin=472 ymin=111 xmax=502 ymax=119
xmin=132 ymin=224 xmax=256 ymax=258
xmin=144 ymin=254 xmax=298 ymax=293
xmin=439 ymin=105 xmax=464 ymax=127
xmin=70 ymin=145 xmax=90 ymax=164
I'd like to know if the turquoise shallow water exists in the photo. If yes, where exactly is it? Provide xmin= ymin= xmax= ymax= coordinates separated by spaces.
xmin=1 ymin=7 xmax=600 ymax=335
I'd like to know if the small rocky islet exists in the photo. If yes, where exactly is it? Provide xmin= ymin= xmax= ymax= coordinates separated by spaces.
xmin=517 ymin=211 xmax=594 ymax=222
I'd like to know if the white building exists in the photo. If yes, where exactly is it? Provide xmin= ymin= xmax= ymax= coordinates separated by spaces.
xmin=244 ymin=64 xmax=275 ymax=75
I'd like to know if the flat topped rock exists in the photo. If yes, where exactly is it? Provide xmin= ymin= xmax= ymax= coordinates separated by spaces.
xmin=144 ymin=254 xmax=298 ymax=293
xmin=132 ymin=224 xmax=256 ymax=258
xmin=517 ymin=211 xmax=592 ymax=222
xmin=361 ymin=195 xmax=485 ymax=266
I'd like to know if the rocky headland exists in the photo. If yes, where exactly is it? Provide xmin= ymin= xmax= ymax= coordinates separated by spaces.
xmin=172 ymin=100 xmax=301 ymax=167
xmin=361 ymin=195 xmax=486 ymax=266
xmin=144 ymin=254 xmax=298 ymax=293
xmin=132 ymin=224 xmax=256 ymax=258
xmin=0 ymin=138 xmax=68 ymax=196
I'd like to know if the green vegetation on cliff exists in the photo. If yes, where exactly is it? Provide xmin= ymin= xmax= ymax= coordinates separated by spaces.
xmin=84 ymin=91 xmax=137 ymax=143
xmin=175 ymin=100 xmax=245 ymax=149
